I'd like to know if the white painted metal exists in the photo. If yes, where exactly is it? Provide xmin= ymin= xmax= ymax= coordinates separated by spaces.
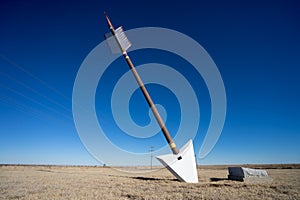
xmin=156 ymin=140 xmax=198 ymax=183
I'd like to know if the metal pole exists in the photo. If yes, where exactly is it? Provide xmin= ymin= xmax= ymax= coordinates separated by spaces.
xmin=149 ymin=146 xmax=154 ymax=169
xmin=105 ymin=13 xmax=179 ymax=155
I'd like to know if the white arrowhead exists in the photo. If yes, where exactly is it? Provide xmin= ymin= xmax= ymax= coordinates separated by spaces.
xmin=156 ymin=140 xmax=198 ymax=183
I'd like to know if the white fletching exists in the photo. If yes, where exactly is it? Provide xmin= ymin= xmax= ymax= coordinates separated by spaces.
xmin=105 ymin=26 xmax=131 ymax=54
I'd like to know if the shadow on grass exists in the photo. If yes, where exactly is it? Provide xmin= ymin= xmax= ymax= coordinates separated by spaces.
xmin=107 ymin=174 xmax=178 ymax=182
xmin=210 ymin=177 xmax=228 ymax=182
xmin=133 ymin=176 xmax=179 ymax=182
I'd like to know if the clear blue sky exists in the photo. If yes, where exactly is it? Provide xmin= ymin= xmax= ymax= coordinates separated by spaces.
xmin=0 ymin=0 xmax=299 ymax=166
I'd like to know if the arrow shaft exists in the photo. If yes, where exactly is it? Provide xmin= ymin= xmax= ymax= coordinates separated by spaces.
xmin=105 ymin=13 xmax=179 ymax=154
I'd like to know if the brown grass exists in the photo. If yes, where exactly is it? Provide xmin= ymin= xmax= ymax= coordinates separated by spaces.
xmin=0 ymin=164 xmax=299 ymax=199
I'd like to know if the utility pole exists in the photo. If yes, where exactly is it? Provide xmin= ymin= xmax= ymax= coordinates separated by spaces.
xmin=149 ymin=146 xmax=154 ymax=170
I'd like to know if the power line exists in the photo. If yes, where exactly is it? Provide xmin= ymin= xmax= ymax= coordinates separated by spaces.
xmin=0 ymin=71 xmax=72 ymax=113
xmin=0 ymin=83 xmax=73 ymax=121
xmin=0 ymin=54 xmax=71 ymax=101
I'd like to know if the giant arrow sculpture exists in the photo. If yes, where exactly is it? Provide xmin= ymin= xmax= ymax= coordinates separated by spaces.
xmin=104 ymin=13 xmax=198 ymax=183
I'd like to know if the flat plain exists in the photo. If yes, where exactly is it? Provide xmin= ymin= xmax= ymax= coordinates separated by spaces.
xmin=0 ymin=164 xmax=299 ymax=199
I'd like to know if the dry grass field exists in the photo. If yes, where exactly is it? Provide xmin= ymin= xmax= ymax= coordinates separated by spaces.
xmin=0 ymin=164 xmax=299 ymax=199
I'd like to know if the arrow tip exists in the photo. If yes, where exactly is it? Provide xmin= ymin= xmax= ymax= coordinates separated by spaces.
xmin=104 ymin=11 xmax=113 ymax=29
